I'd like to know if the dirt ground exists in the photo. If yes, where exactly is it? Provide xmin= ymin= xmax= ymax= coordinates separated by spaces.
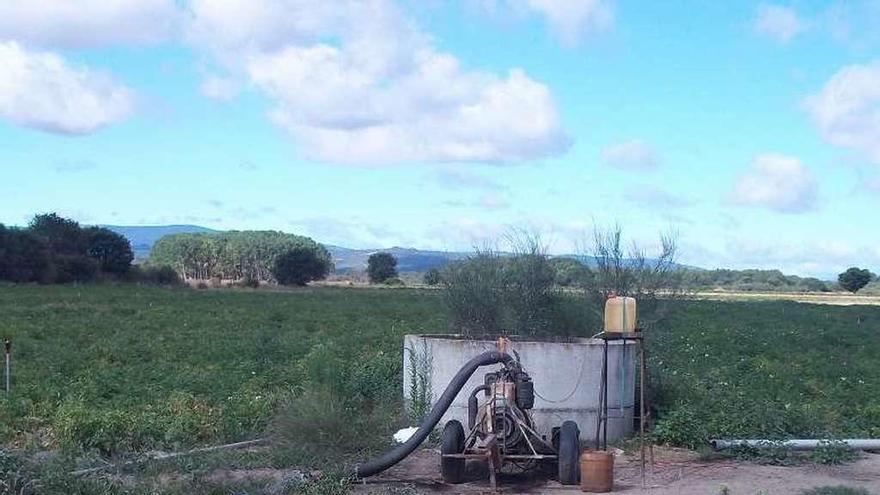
xmin=353 ymin=447 xmax=880 ymax=494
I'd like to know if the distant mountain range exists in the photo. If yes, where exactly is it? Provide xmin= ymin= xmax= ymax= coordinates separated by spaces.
xmin=103 ymin=224 xmax=693 ymax=273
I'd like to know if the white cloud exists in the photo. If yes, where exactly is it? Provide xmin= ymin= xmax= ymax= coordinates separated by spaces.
xmin=0 ymin=41 xmax=134 ymax=134
xmin=477 ymin=0 xmax=613 ymax=45
xmin=187 ymin=0 xmax=570 ymax=165
xmin=600 ymin=140 xmax=661 ymax=170
xmin=0 ymin=0 xmax=180 ymax=48
xmin=804 ymin=61 xmax=880 ymax=165
xmin=729 ymin=154 xmax=818 ymax=213
xmin=521 ymin=0 xmax=613 ymax=45
xmin=753 ymin=4 xmax=808 ymax=44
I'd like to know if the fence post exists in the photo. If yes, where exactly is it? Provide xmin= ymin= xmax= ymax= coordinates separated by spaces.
xmin=4 ymin=338 xmax=10 ymax=393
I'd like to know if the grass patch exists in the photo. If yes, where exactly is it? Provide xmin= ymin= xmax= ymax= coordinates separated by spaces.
xmin=648 ymin=300 xmax=880 ymax=449
xmin=1 ymin=283 xmax=879 ymax=485
xmin=801 ymin=487 xmax=872 ymax=495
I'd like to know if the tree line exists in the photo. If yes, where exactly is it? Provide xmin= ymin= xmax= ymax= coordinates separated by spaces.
xmin=149 ymin=231 xmax=332 ymax=284
xmin=0 ymin=213 xmax=133 ymax=283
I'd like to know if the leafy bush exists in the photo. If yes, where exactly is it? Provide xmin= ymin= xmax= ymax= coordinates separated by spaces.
xmin=801 ymin=487 xmax=871 ymax=495
xmin=272 ymin=247 xmax=331 ymax=286
xmin=810 ymin=440 xmax=858 ymax=465
xmin=85 ymin=227 xmax=134 ymax=275
xmin=442 ymin=251 xmax=508 ymax=335
xmin=128 ymin=265 xmax=182 ymax=285
xmin=423 ymin=268 xmax=442 ymax=286
xmin=0 ymin=225 xmax=52 ymax=283
xmin=550 ymin=257 xmax=591 ymax=286
xmin=383 ymin=277 xmax=404 ymax=286
xmin=441 ymin=235 xmax=577 ymax=338
xmin=368 ymin=252 xmax=398 ymax=284
xmin=0 ymin=214 xmax=134 ymax=284
xmin=838 ymin=267 xmax=874 ymax=294
xmin=52 ymin=254 xmax=99 ymax=283
xmin=269 ymin=342 xmax=402 ymax=470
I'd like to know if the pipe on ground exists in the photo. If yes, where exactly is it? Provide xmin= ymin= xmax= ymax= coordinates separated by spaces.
xmin=710 ymin=439 xmax=880 ymax=451
xmin=354 ymin=351 xmax=514 ymax=479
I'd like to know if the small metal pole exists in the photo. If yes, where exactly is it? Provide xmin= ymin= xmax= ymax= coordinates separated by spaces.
xmin=640 ymin=338 xmax=646 ymax=487
xmin=4 ymin=338 xmax=10 ymax=393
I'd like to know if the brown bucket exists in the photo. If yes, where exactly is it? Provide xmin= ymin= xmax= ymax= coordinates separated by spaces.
xmin=580 ymin=450 xmax=613 ymax=492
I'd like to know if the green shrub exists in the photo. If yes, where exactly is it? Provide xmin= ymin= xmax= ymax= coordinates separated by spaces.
xmin=441 ymin=241 xmax=575 ymax=338
xmin=383 ymin=277 xmax=404 ymax=286
xmin=130 ymin=265 xmax=182 ymax=285
xmin=810 ymin=440 xmax=858 ymax=465
xmin=368 ymin=253 xmax=398 ymax=284
xmin=801 ymin=487 xmax=871 ymax=495
xmin=423 ymin=268 xmax=442 ymax=286
xmin=272 ymin=247 xmax=331 ymax=286
xmin=441 ymin=251 xmax=508 ymax=335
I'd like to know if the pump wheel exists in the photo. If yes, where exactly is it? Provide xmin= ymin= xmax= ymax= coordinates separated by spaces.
xmin=557 ymin=420 xmax=580 ymax=485
xmin=441 ymin=420 xmax=466 ymax=483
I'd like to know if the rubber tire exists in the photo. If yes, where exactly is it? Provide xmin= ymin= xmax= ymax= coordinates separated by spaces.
xmin=557 ymin=420 xmax=580 ymax=485
xmin=441 ymin=420 xmax=466 ymax=483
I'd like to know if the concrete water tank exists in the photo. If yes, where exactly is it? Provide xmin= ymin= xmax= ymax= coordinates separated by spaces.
xmin=402 ymin=334 xmax=637 ymax=443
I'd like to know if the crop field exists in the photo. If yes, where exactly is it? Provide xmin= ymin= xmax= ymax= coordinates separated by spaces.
xmin=1 ymin=284 xmax=879 ymax=493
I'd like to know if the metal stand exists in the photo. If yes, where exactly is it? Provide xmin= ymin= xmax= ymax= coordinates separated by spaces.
xmin=596 ymin=331 xmax=650 ymax=486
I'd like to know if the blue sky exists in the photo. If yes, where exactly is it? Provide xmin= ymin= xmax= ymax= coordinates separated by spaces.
xmin=1 ymin=0 xmax=879 ymax=278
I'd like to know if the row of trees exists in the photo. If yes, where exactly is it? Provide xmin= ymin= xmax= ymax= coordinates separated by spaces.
xmin=149 ymin=231 xmax=332 ymax=284
xmin=0 ymin=213 xmax=134 ymax=283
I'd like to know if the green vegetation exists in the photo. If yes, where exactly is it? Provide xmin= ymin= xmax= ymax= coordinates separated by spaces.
xmin=1 ymin=285 xmax=879 ymax=493
xmin=367 ymin=252 xmax=398 ymax=283
xmin=272 ymin=247 xmax=331 ymax=286
xmin=801 ymin=487 xmax=872 ymax=495
xmin=422 ymin=267 xmax=442 ymax=286
xmin=149 ymin=230 xmax=330 ymax=282
xmin=0 ymin=213 xmax=133 ymax=284
xmin=649 ymin=300 xmax=880 ymax=449
xmin=838 ymin=267 xmax=875 ymax=294
xmin=0 ymin=284 xmax=442 ymax=457
xmin=684 ymin=268 xmax=832 ymax=293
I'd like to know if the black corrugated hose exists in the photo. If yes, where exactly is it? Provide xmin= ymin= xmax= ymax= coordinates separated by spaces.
xmin=354 ymin=350 xmax=513 ymax=478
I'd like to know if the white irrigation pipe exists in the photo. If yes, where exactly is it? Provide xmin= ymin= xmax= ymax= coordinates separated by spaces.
xmin=710 ymin=439 xmax=880 ymax=451
xmin=69 ymin=438 xmax=267 ymax=476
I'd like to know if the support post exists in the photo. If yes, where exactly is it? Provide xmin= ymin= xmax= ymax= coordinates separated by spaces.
xmin=639 ymin=339 xmax=646 ymax=487
xmin=4 ymin=338 xmax=10 ymax=393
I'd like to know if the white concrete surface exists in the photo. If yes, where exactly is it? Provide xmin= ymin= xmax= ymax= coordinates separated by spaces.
xmin=402 ymin=334 xmax=637 ymax=444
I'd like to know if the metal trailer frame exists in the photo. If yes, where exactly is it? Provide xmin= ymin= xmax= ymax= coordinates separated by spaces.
xmin=441 ymin=392 xmax=559 ymax=490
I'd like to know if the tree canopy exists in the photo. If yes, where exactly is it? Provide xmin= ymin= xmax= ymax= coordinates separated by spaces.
xmin=272 ymin=247 xmax=331 ymax=286
xmin=838 ymin=267 xmax=874 ymax=293
xmin=367 ymin=252 xmax=397 ymax=283
xmin=0 ymin=214 xmax=134 ymax=283
xmin=150 ymin=230 xmax=331 ymax=282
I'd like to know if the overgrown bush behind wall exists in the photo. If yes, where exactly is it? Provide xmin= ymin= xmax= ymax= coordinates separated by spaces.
xmin=441 ymin=247 xmax=585 ymax=338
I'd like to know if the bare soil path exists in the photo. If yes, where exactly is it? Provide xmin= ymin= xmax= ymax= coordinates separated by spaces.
xmin=354 ymin=447 xmax=880 ymax=494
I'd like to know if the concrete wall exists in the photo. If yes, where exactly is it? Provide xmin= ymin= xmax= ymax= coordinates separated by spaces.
xmin=402 ymin=335 xmax=637 ymax=445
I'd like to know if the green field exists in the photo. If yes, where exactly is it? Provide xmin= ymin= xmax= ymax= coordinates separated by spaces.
xmin=1 ymin=284 xmax=879 ymax=492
